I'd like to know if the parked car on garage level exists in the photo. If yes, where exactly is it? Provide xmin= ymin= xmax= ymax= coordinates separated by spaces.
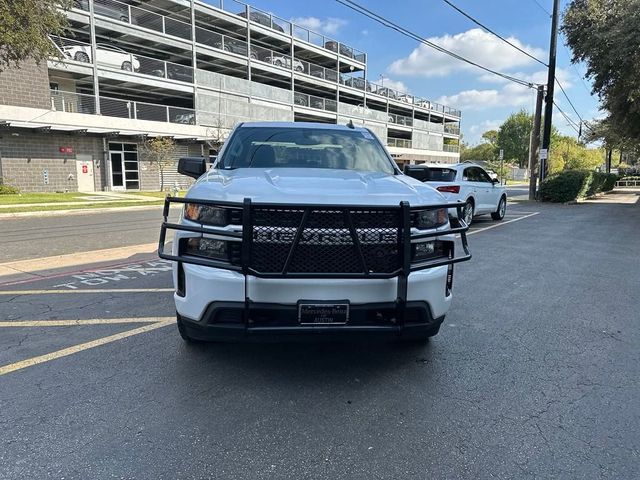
xmin=62 ymin=43 xmax=140 ymax=71
xmin=74 ymin=0 xmax=131 ymax=23
xmin=237 ymin=10 xmax=285 ymax=33
xmin=404 ymin=163 xmax=507 ymax=226
xmin=158 ymin=122 xmax=472 ymax=344
xmin=266 ymin=55 xmax=304 ymax=71
xmin=324 ymin=40 xmax=354 ymax=58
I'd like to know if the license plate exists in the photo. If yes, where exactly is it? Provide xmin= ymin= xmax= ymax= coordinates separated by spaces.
xmin=298 ymin=303 xmax=349 ymax=325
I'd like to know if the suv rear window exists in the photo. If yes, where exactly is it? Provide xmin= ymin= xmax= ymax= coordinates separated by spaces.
xmin=426 ymin=168 xmax=457 ymax=182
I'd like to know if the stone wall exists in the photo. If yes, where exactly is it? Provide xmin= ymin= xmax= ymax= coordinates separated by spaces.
xmin=0 ymin=131 xmax=103 ymax=192
xmin=0 ymin=60 xmax=51 ymax=109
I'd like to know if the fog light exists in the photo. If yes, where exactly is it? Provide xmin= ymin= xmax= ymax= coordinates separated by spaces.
xmin=185 ymin=237 xmax=227 ymax=259
xmin=415 ymin=241 xmax=435 ymax=256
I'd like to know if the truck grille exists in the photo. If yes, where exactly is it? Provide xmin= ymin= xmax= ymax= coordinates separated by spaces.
xmin=249 ymin=207 xmax=402 ymax=274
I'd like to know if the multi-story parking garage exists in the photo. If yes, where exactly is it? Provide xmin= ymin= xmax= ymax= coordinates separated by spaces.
xmin=0 ymin=0 xmax=461 ymax=192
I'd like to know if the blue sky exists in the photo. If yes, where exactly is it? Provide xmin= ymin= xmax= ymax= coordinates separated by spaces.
xmin=231 ymin=0 xmax=599 ymax=144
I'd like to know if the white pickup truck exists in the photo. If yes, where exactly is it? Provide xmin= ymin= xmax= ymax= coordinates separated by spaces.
xmin=159 ymin=122 xmax=471 ymax=343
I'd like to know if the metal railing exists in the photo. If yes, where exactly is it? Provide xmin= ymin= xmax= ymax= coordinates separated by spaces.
xmin=75 ymin=0 xmax=192 ymax=41
xmin=340 ymin=73 xmax=368 ymax=91
xmin=50 ymin=36 xmax=194 ymax=83
xmin=295 ymin=58 xmax=339 ymax=82
xmin=224 ymin=1 xmax=366 ymax=62
xmin=294 ymin=92 xmax=337 ymax=112
xmin=50 ymin=90 xmax=195 ymax=125
xmin=388 ymin=113 xmax=413 ymax=127
xmin=444 ymin=124 xmax=461 ymax=135
xmin=443 ymin=144 xmax=460 ymax=153
xmin=387 ymin=138 xmax=412 ymax=148
xmin=616 ymin=179 xmax=640 ymax=187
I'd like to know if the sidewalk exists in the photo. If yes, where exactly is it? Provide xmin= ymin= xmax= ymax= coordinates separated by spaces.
xmin=0 ymin=191 xmax=164 ymax=210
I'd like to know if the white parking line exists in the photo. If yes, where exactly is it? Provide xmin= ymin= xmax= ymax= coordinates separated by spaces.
xmin=468 ymin=212 xmax=540 ymax=235
xmin=0 ymin=319 xmax=174 ymax=376
xmin=0 ymin=318 xmax=168 ymax=327
xmin=0 ymin=288 xmax=174 ymax=296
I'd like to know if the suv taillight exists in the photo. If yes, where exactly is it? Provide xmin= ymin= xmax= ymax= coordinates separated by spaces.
xmin=436 ymin=185 xmax=461 ymax=194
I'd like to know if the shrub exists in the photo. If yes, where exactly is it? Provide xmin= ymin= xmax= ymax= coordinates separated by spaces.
xmin=539 ymin=170 xmax=618 ymax=202
xmin=0 ymin=184 xmax=20 ymax=195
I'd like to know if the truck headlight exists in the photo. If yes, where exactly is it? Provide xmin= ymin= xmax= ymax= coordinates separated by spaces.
xmin=183 ymin=237 xmax=227 ymax=260
xmin=184 ymin=203 xmax=227 ymax=226
xmin=414 ymin=208 xmax=447 ymax=229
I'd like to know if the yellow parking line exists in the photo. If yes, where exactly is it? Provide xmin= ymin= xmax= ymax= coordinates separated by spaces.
xmin=0 ymin=317 xmax=172 ymax=327
xmin=0 ymin=319 xmax=174 ymax=376
xmin=0 ymin=288 xmax=174 ymax=295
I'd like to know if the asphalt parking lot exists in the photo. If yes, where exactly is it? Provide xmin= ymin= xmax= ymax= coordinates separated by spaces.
xmin=1 ymin=198 xmax=639 ymax=479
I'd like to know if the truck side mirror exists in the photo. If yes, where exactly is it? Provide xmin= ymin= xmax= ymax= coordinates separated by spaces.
xmin=178 ymin=157 xmax=207 ymax=179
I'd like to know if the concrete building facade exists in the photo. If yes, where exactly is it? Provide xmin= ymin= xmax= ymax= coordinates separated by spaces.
xmin=0 ymin=0 xmax=461 ymax=192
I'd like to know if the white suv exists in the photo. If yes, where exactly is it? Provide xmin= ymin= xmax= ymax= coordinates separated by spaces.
xmin=63 ymin=43 xmax=140 ymax=71
xmin=159 ymin=122 xmax=471 ymax=343
xmin=405 ymin=163 xmax=507 ymax=226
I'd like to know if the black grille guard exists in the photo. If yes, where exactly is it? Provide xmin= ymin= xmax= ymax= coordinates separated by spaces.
xmin=158 ymin=196 xmax=471 ymax=278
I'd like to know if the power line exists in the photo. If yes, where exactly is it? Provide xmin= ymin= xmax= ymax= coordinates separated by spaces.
xmin=553 ymin=101 xmax=581 ymax=134
xmin=441 ymin=0 xmax=547 ymax=67
xmin=334 ymin=0 xmax=536 ymax=87
xmin=555 ymin=78 xmax=583 ymax=123
xmin=531 ymin=0 xmax=551 ymax=17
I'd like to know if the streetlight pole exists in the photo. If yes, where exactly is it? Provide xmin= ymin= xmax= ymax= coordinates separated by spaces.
xmin=540 ymin=0 xmax=560 ymax=183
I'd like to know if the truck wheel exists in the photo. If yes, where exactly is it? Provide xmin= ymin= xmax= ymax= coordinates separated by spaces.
xmin=176 ymin=313 xmax=201 ymax=343
xmin=491 ymin=196 xmax=506 ymax=220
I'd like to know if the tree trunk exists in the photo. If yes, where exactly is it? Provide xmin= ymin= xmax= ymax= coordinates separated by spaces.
xmin=159 ymin=166 xmax=164 ymax=192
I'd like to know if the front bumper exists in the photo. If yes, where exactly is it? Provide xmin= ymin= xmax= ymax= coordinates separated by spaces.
xmin=174 ymin=264 xmax=452 ymax=322
xmin=179 ymin=300 xmax=445 ymax=342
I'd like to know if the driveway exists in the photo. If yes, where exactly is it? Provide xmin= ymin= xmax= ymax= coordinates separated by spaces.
xmin=0 ymin=201 xmax=638 ymax=479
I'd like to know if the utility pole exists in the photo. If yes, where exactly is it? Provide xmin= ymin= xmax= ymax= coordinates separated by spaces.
xmin=529 ymin=85 xmax=544 ymax=200
xmin=540 ymin=0 xmax=560 ymax=183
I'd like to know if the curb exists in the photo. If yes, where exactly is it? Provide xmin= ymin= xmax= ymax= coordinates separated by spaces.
xmin=0 ymin=204 xmax=164 ymax=219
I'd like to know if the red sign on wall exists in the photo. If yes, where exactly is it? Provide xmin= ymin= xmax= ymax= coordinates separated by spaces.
xmin=82 ymin=165 xmax=88 ymax=174
xmin=59 ymin=146 xmax=74 ymax=154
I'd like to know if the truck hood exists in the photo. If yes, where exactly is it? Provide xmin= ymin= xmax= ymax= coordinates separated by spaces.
xmin=186 ymin=168 xmax=446 ymax=206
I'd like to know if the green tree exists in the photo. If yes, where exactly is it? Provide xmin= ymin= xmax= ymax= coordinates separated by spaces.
xmin=142 ymin=137 xmax=177 ymax=192
xmin=497 ymin=110 xmax=532 ymax=168
xmin=563 ymin=0 xmax=640 ymax=145
xmin=549 ymin=134 xmax=605 ymax=174
xmin=0 ymin=0 xmax=72 ymax=71
xmin=482 ymin=130 xmax=498 ymax=146
xmin=460 ymin=142 xmax=497 ymax=162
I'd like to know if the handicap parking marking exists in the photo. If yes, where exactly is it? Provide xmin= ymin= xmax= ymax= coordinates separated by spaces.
xmin=48 ymin=260 xmax=173 ymax=290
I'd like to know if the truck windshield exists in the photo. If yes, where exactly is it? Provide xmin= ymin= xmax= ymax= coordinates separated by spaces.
xmin=219 ymin=127 xmax=396 ymax=174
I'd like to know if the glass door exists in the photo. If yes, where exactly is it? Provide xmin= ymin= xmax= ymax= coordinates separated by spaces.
xmin=109 ymin=143 xmax=139 ymax=190
xmin=110 ymin=152 xmax=124 ymax=190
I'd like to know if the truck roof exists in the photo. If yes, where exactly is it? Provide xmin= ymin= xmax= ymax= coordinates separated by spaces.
xmin=238 ymin=121 xmax=369 ymax=132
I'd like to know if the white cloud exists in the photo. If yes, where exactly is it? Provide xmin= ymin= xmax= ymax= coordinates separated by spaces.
xmin=468 ymin=119 xmax=502 ymax=137
xmin=381 ymin=78 xmax=409 ymax=93
xmin=389 ymin=28 xmax=545 ymax=78
xmin=291 ymin=17 xmax=348 ymax=35
xmin=436 ymin=68 xmax=574 ymax=112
